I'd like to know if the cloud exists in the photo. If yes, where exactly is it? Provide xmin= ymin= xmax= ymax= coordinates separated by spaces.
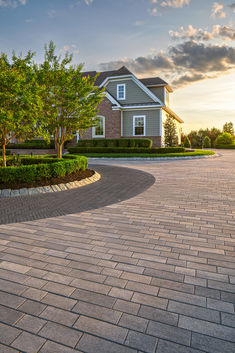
xmin=84 ymin=0 xmax=93 ymax=5
xmin=99 ymin=40 xmax=235 ymax=88
xmin=228 ymin=2 xmax=235 ymax=12
xmin=211 ymin=2 xmax=226 ymax=18
xmin=0 ymin=0 xmax=26 ymax=7
xmin=62 ymin=44 xmax=79 ymax=55
xmin=160 ymin=0 xmax=190 ymax=8
xmin=169 ymin=25 xmax=235 ymax=41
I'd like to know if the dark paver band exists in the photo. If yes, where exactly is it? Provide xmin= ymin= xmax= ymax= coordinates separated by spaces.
xmin=0 ymin=164 xmax=155 ymax=225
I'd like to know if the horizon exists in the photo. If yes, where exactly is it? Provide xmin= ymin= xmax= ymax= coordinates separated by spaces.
xmin=0 ymin=0 xmax=235 ymax=133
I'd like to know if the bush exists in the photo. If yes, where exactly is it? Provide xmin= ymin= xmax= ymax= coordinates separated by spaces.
xmin=0 ymin=155 xmax=88 ymax=184
xmin=214 ymin=133 xmax=234 ymax=147
xmin=7 ymin=140 xmax=55 ymax=149
xmin=214 ymin=144 xmax=235 ymax=149
xmin=68 ymin=147 xmax=185 ymax=154
xmin=77 ymin=138 xmax=153 ymax=148
xmin=0 ymin=149 xmax=11 ymax=155
xmin=183 ymin=137 xmax=191 ymax=148
xmin=202 ymin=136 xmax=211 ymax=148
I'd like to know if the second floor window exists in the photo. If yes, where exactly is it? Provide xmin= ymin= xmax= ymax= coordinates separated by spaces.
xmin=117 ymin=84 xmax=126 ymax=100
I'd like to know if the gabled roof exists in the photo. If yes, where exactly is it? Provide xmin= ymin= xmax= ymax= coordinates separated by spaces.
xmin=82 ymin=66 xmax=132 ymax=86
xmin=140 ymin=77 xmax=173 ymax=92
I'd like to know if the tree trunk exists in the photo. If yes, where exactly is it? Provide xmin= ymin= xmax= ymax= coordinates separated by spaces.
xmin=57 ymin=142 xmax=63 ymax=159
xmin=2 ymin=143 xmax=6 ymax=168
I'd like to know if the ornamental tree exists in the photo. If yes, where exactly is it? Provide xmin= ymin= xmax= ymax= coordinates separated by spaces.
xmin=36 ymin=41 xmax=104 ymax=158
xmin=202 ymin=136 xmax=211 ymax=148
xmin=164 ymin=115 xmax=178 ymax=147
xmin=0 ymin=52 xmax=44 ymax=167
xmin=184 ymin=136 xmax=191 ymax=148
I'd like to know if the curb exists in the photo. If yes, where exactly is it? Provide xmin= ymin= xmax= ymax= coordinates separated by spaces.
xmin=88 ymin=153 xmax=220 ymax=161
xmin=0 ymin=171 xmax=101 ymax=198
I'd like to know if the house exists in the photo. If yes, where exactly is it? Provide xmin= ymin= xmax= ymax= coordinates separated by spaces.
xmin=78 ymin=66 xmax=183 ymax=147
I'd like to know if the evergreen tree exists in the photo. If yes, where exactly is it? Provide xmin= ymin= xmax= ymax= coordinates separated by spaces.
xmin=164 ymin=115 xmax=178 ymax=147
xmin=202 ymin=136 xmax=211 ymax=148
xmin=184 ymin=136 xmax=191 ymax=148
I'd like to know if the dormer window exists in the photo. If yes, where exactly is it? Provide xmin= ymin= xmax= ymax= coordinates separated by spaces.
xmin=117 ymin=84 xmax=126 ymax=100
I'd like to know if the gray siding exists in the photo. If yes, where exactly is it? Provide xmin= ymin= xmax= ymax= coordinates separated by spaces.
xmin=123 ymin=109 xmax=161 ymax=137
xmin=148 ymin=87 xmax=165 ymax=103
xmin=106 ymin=79 xmax=155 ymax=104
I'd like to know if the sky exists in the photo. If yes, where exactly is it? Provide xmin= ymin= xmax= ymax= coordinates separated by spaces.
xmin=0 ymin=0 xmax=235 ymax=133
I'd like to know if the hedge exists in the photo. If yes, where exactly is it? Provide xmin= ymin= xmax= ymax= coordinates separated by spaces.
xmin=68 ymin=147 xmax=185 ymax=154
xmin=0 ymin=150 xmax=11 ymax=155
xmin=0 ymin=155 xmax=88 ymax=184
xmin=214 ymin=144 xmax=235 ymax=149
xmin=7 ymin=140 xmax=55 ymax=149
xmin=77 ymin=138 xmax=152 ymax=148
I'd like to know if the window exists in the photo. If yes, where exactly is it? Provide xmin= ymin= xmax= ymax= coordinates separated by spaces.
xmin=92 ymin=116 xmax=105 ymax=138
xmin=133 ymin=116 xmax=146 ymax=136
xmin=117 ymin=84 xmax=126 ymax=100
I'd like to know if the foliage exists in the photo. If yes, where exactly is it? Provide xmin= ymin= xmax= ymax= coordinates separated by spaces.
xmin=187 ymin=127 xmax=221 ymax=148
xmin=68 ymin=150 xmax=215 ymax=158
xmin=214 ymin=144 xmax=235 ymax=149
xmin=77 ymin=138 xmax=153 ymax=148
xmin=0 ymin=155 xmax=88 ymax=184
xmin=214 ymin=132 xmax=234 ymax=147
xmin=183 ymin=136 xmax=191 ymax=148
xmin=7 ymin=141 xmax=55 ymax=149
xmin=36 ymin=41 xmax=104 ymax=159
xmin=202 ymin=136 xmax=211 ymax=148
xmin=164 ymin=115 xmax=178 ymax=147
xmin=0 ymin=51 xmax=44 ymax=167
xmin=68 ymin=147 xmax=185 ymax=154
xmin=223 ymin=122 xmax=234 ymax=136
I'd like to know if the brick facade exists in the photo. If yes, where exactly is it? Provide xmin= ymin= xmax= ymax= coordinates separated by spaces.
xmin=79 ymin=97 xmax=121 ymax=141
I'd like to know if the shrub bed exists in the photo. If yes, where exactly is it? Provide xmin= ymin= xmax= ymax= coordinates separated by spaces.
xmin=68 ymin=147 xmax=185 ymax=154
xmin=0 ymin=155 xmax=88 ymax=184
xmin=0 ymin=149 xmax=11 ymax=155
xmin=77 ymin=138 xmax=152 ymax=148
xmin=214 ymin=144 xmax=235 ymax=149
xmin=7 ymin=140 xmax=55 ymax=149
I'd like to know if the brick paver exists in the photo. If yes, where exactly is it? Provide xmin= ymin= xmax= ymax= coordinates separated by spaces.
xmin=0 ymin=150 xmax=234 ymax=353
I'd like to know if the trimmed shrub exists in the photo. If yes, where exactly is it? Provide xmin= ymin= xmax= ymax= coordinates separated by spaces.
xmin=68 ymin=147 xmax=185 ymax=154
xmin=183 ymin=137 xmax=191 ymax=148
xmin=7 ymin=140 xmax=55 ymax=149
xmin=77 ymin=138 xmax=153 ymax=148
xmin=0 ymin=149 xmax=11 ymax=155
xmin=214 ymin=133 xmax=234 ymax=147
xmin=202 ymin=136 xmax=211 ymax=148
xmin=214 ymin=144 xmax=235 ymax=149
xmin=0 ymin=155 xmax=88 ymax=184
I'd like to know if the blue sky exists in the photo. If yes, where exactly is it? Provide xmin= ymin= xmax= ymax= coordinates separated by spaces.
xmin=1 ymin=0 xmax=235 ymax=132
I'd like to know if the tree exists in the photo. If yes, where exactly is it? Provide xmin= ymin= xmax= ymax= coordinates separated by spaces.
xmin=214 ymin=132 xmax=234 ymax=147
xmin=202 ymin=136 xmax=211 ymax=148
xmin=164 ymin=115 xmax=178 ymax=147
xmin=0 ymin=52 xmax=43 ymax=167
xmin=36 ymin=41 xmax=104 ymax=158
xmin=183 ymin=136 xmax=191 ymax=148
xmin=223 ymin=122 xmax=234 ymax=136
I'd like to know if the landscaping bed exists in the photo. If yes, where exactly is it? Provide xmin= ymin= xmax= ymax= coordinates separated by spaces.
xmin=0 ymin=154 xmax=89 ymax=189
xmin=68 ymin=150 xmax=215 ymax=158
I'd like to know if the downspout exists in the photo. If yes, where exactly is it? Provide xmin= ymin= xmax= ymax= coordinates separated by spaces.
xmin=121 ymin=110 xmax=123 ymax=137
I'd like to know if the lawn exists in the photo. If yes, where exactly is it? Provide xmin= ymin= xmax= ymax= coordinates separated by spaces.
xmin=74 ymin=150 xmax=215 ymax=158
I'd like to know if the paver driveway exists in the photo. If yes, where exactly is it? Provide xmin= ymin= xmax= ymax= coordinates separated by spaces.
xmin=0 ymin=150 xmax=234 ymax=353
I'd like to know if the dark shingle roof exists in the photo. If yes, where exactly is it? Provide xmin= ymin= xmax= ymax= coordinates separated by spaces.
xmin=82 ymin=66 xmax=132 ymax=86
xmin=139 ymin=77 xmax=168 ymax=86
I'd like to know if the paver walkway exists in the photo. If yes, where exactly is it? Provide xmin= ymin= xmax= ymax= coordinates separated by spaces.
xmin=0 ymin=150 xmax=234 ymax=353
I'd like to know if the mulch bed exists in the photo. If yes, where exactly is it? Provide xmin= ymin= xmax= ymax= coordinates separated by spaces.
xmin=0 ymin=169 xmax=94 ymax=190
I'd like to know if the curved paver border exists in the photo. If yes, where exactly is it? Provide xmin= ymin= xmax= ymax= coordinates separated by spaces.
xmin=88 ymin=153 xmax=220 ymax=161
xmin=0 ymin=171 xmax=101 ymax=198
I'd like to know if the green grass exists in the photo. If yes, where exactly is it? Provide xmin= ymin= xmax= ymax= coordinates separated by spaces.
xmin=73 ymin=150 xmax=215 ymax=158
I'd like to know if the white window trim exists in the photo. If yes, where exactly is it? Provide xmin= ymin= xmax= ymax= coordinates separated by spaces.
xmin=92 ymin=116 xmax=105 ymax=138
xmin=133 ymin=115 xmax=146 ymax=137
xmin=117 ymin=84 xmax=126 ymax=100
